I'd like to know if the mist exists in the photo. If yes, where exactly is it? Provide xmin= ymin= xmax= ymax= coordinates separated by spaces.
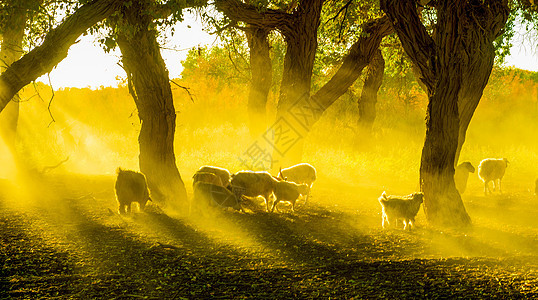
xmin=1 ymin=66 xmax=537 ymax=298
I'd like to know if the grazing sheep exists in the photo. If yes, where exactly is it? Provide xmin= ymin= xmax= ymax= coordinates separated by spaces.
xmin=115 ymin=168 xmax=151 ymax=214
xmin=478 ymin=158 xmax=509 ymax=195
xmin=454 ymin=161 xmax=475 ymax=194
xmin=278 ymin=163 xmax=316 ymax=204
xmin=271 ymin=181 xmax=310 ymax=213
xmin=197 ymin=166 xmax=231 ymax=188
xmin=230 ymin=171 xmax=278 ymax=212
xmin=192 ymin=171 xmax=223 ymax=188
xmin=378 ymin=191 xmax=424 ymax=230
xmin=192 ymin=182 xmax=242 ymax=212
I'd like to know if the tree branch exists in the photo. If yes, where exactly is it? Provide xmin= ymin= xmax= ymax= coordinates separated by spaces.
xmin=0 ymin=0 xmax=126 ymax=114
xmin=214 ymin=0 xmax=289 ymax=29
xmin=380 ymin=0 xmax=435 ymax=93
xmin=311 ymin=16 xmax=393 ymax=112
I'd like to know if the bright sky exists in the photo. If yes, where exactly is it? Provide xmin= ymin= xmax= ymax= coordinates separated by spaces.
xmin=35 ymin=13 xmax=538 ymax=89
xmin=36 ymin=12 xmax=217 ymax=89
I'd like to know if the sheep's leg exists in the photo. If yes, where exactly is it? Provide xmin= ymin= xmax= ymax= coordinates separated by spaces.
xmin=265 ymin=193 xmax=273 ymax=212
xmin=498 ymin=179 xmax=503 ymax=194
xmin=484 ymin=181 xmax=490 ymax=195
xmin=270 ymin=199 xmax=279 ymax=213
xmin=118 ymin=204 xmax=126 ymax=214
xmin=126 ymin=203 xmax=132 ymax=213
xmin=381 ymin=214 xmax=387 ymax=228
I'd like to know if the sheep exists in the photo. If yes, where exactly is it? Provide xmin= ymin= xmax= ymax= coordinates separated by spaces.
xmin=230 ymin=171 xmax=279 ymax=212
xmin=115 ymin=168 xmax=151 ymax=214
xmin=192 ymin=171 xmax=223 ymax=188
xmin=278 ymin=163 xmax=316 ymax=204
xmin=378 ymin=191 xmax=424 ymax=230
xmin=478 ymin=158 xmax=509 ymax=195
xmin=454 ymin=161 xmax=475 ymax=194
xmin=192 ymin=182 xmax=242 ymax=213
xmin=271 ymin=181 xmax=310 ymax=213
xmin=196 ymin=166 xmax=231 ymax=188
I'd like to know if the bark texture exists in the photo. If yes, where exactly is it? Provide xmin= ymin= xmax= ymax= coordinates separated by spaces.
xmin=358 ymin=49 xmax=385 ymax=133
xmin=245 ymin=25 xmax=272 ymax=137
xmin=115 ymin=0 xmax=188 ymax=210
xmin=382 ymin=0 xmax=508 ymax=227
xmin=0 ymin=2 xmax=27 ymax=156
xmin=0 ymin=0 xmax=125 ymax=113
xmin=311 ymin=16 xmax=392 ymax=112
xmin=216 ymin=0 xmax=324 ymax=166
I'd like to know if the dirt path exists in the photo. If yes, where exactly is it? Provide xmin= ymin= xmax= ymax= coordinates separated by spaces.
xmin=1 ymin=174 xmax=537 ymax=299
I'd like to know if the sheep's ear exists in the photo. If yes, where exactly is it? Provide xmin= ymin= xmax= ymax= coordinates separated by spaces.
xmin=278 ymin=167 xmax=283 ymax=179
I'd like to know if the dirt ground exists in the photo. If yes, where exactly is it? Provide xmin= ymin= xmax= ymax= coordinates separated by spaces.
xmin=1 ymin=173 xmax=537 ymax=299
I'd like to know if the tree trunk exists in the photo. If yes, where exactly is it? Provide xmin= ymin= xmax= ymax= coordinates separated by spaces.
xmin=0 ymin=4 xmax=26 ymax=161
xmin=0 ymin=0 xmax=125 ymax=113
xmin=310 ymin=16 xmax=392 ymax=125
xmin=245 ymin=25 xmax=272 ymax=137
xmin=357 ymin=49 xmax=385 ymax=134
xmin=382 ymin=0 xmax=508 ymax=227
xmin=270 ymin=0 xmax=323 ymax=167
xmin=115 ymin=0 xmax=188 ymax=211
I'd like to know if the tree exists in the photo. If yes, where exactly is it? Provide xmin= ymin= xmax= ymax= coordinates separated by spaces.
xmin=381 ymin=0 xmax=509 ymax=227
xmin=357 ymin=48 xmax=384 ymax=135
xmin=245 ymin=25 xmax=272 ymax=137
xmin=111 ymin=0 xmax=205 ymax=210
xmin=0 ymin=0 xmax=126 ymax=113
xmin=215 ymin=0 xmax=324 ymax=166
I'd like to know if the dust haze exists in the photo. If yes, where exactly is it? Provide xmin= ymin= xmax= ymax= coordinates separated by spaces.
xmin=1 ymin=68 xmax=537 ymax=297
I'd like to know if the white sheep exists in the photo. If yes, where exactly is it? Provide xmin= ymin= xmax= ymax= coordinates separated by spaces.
xmin=378 ymin=191 xmax=424 ymax=230
xmin=454 ymin=161 xmax=475 ymax=194
xmin=192 ymin=171 xmax=224 ymax=188
xmin=271 ymin=181 xmax=309 ymax=213
xmin=478 ymin=158 xmax=509 ymax=195
xmin=230 ymin=171 xmax=279 ymax=211
xmin=278 ymin=163 xmax=316 ymax=204
xmin=197 ymin=166 xmax=231 ymax=188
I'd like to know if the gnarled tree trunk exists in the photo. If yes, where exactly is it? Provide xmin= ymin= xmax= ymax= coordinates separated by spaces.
xmin=245 ymin=25 xmax=272 ymax=137
xmin=357 ymin=49 xmax=385 ymax=135
xmin=382 ymin=0 xmax=508 ymax=227
xmin=310 ymin=16 xmax=392 ymax=127
xmin=0 ymin=3 xmax=26 ymax=162
xmin=115 ymin=0 xmax=188 ymax=211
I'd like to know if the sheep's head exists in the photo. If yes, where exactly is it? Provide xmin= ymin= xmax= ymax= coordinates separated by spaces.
xmin=412 ymin=192 xmax=424 ymax=203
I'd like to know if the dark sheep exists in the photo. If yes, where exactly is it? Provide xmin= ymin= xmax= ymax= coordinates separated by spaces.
xmin=192 ymin=181 xmax=242 ymax=212
xmin=115 ymin=168 xmax=151 ymax=214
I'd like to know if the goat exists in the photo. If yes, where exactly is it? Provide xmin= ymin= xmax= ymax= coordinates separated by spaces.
xmin=454 ymin=161 xmax=475 ymax=194
xmin=378 ymin=191 xmax=424 ymax=230
xmin=271 ymin=181 xmax=309 ymax=213
xmin=192 ymin=171 xmax=223 ymax=188
xmin=478 ymin=158 xmax=509 ymax=195
xmin=196 ymin=166 xmax=231 ymax=188
xmin=278 ymin=163 xmax=316 ymax=204
xmin=192 ymin=182 xmax=242 ymax=213
xmin=230 ymin=171 xmax=278 ymax=212
xmin=115 ymin=168 xmax=151 ymax=214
